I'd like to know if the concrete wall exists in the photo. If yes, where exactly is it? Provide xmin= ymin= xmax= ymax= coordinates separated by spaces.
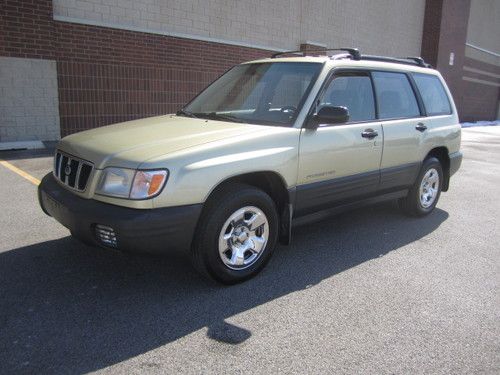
xmin=465 ymin=0 xmax=500 ymax=66
xmin=53 ymin=0 xmax=426 ymax=56
xmin=0 ymin=57 xmax=60 ymax=143
xmin=462 ymin=0 xmax=500 ymax=121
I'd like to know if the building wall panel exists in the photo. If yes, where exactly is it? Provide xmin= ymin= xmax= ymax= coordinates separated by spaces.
xmin=465 ymin=0 xmax=500 ymax=66
xmin=0 ymin=57 xmax=60 ymax=142
xmin=462 ymin=0 xmax=500 ymax=120
xmin=53 ymin=0 xmax=426 ymax=56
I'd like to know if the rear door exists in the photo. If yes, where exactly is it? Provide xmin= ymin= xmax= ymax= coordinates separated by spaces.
xmin=296 ymin=70 xmax=383 ymax=215
xmin=371 ymin=71 xmax=425 ymax=192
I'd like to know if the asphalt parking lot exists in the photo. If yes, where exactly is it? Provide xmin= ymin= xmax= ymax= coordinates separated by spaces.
xmin=0 ymin=127 xmax=499 ymax=374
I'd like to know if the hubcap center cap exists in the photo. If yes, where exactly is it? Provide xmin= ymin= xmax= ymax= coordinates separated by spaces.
xmin=232 ymin=227 xmax=249 ymax=243
xmin=237 ymin=231 xmax=248 ymax=243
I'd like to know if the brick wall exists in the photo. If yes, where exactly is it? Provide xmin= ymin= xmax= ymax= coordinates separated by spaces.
xmin=53 ymin=22 xmax=270 ymax=136
xmin=53 ymin=0 xmax=426 ymax=56
xmin=461 ymin=0 xmax=500 ymax=121
xmin=0 ymin=0 xmax=60 ymax=143
xmin=0 ymin=0 xmax=271 ymax=138
xmin=1 ymin=0 xmax=498 ymax=142
xmin=53 ymin=0 xmax=301 ymax=51
xmin=465 ymin=0 xmax=500 ymax=66
xmin=0 ymin=0 xmax=55 ymax=60
xmin=420 ymin=0 xmax=443 ymax=67
xmin=461 ymin=57 xmax=500 ymax=122
xmin=421 ymin=0 xmax=499 ymax=121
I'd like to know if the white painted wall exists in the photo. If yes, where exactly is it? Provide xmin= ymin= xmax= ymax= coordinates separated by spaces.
xmin=53 ymin=0 xmax=426 ymax=56
xmin=0 ymin=57 xmax=60 ymax=143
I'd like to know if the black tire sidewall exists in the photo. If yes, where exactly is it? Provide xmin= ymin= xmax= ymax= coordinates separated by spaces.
xmin=196 ymin=186 xmax=278 ymax=284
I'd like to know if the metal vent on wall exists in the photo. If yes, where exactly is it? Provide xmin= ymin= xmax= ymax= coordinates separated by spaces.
xmin=54 ymin=151 xmax=93 ymax=192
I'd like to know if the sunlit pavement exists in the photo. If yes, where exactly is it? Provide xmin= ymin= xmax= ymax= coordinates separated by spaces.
xmin=0 ymin=127 xmax=499 ymax=374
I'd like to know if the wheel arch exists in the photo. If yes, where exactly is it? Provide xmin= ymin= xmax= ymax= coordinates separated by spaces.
xmin=425 ymin=146 xmax=450 ymax=191
xmin=201 ymin=171 xmax=293 ymax=245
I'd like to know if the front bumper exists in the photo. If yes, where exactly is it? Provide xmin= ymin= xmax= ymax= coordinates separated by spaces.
xmin=38 ymin=173 xmax=202 ymax=253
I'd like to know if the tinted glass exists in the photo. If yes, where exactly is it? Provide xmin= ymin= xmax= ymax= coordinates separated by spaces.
xmin=183 ymin=62 xmax=322 ymax=126
xmin=412 ymin=73 xmax=452 ymax=115
xmin=319 ymin=73 xmax=375 ymax=122
xmin=372 ymin=71 xmax=420 ymax=119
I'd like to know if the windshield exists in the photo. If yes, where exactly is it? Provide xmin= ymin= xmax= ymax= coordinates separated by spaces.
xmin=181 ymin=62 xmax=322 ymax=126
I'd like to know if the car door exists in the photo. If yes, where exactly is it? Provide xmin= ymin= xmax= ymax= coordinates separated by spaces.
xmin=295 ymin=70 xmax=383 ymax=216
xmin=371 ymin=71 xmax=426 ymax=192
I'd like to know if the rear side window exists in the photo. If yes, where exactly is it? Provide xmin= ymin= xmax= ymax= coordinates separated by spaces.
xmin=372 ymin=71 xmax=420 ymax=119
xmin=412 ymin=73 xmax=452 ymax=116
xmin=319 ymin=73 xmax=375 ymax=122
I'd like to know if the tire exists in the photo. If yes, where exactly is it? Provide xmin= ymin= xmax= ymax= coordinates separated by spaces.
xmin=400 ymin=157 xmax=443 ymax=216
xmin=191 ymin=183 xmax=279 ymax=284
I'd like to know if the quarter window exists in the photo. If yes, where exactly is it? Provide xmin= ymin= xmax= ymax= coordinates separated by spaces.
xmin=372 ymin=71 xmax=420 ymax=119
xmin=318 ymin=73 xmax=375 ymax=122
xmin=412 ymin=73 xmax=452 ymax=116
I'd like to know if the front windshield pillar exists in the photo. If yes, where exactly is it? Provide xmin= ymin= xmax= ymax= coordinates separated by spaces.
xmin=291 ymin=62 xmax=330 ymax=129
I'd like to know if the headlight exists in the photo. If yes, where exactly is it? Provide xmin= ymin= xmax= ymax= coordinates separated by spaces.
xmin=96 ymin=168 xmax=168 ymax=199
xmin=96 ymin=168 xmax=135 ymax=198
xmin=130 ymin=170 xmax=168 ymax=199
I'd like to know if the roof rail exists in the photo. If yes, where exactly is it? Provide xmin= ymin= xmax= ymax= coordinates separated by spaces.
xmin=270 ymin=48 xmax=432 ymax=68
xmin=403 ymin=56 xmax=433 ymax=68
xmin=271 ymin=48 xmax=361 ymax=60
xmin=360 ymin=54 xmax=432 ymax=68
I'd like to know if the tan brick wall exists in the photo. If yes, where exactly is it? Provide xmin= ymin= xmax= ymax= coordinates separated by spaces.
xmin=0 ymin=57 xmax=60 ymax=142
xmin=53 ymin=0 xmax=425 ymax=56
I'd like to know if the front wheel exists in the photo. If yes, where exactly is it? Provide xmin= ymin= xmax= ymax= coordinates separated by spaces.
xmin=400 ymin=157 xmax=443 ymax=216
xmin=191 ymin=184 xmax=278 ymax=284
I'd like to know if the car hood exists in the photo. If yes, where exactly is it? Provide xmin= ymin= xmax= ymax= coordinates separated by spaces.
xmin=57 ymin=115 xmax=269 ymax=169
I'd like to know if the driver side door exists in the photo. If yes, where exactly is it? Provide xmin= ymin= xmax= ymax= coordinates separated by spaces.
xmin=295 ymin=70 xmax=383 ymax=216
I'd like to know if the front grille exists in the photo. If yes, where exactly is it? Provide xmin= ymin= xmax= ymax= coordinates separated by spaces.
xmin=53 ymin=150 xmax=94 ymax=192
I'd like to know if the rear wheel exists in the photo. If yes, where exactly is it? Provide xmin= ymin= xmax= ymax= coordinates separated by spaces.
xmin=191 ymin=184 xmax=278 ymax=284
xmin=400 ymin=157 xmax=443 ymax=216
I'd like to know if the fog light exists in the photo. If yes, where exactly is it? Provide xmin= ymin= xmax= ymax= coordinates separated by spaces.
xmin=95 ymin=224 xmax=118 ymax=248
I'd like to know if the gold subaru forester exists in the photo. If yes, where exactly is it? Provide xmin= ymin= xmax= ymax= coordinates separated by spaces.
xmin=39 ymin=48 xmax=462 ymax=283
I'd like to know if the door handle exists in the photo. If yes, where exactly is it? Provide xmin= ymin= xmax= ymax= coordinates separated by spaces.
xmin=361 ymin=129 xmax=378 ymax=139
xmin=416 ymin=123 xmax=427 ymax=132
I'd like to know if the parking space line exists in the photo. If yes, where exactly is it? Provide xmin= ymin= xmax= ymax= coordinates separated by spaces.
xmin=0 ymin=160 xmax=41 ymax=186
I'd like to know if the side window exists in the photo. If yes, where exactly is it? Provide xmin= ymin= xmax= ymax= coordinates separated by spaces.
xmin=412 ymin=73 xmax=452 ymax=116
xmin=372 ymin=71 xmax=420 ymax=119
xmin=318 ymin=73 xmax=375 ymax=122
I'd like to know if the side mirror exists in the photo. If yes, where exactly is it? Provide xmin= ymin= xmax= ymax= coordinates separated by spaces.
xmin=306 ymin=106 xmax=350 ymax=129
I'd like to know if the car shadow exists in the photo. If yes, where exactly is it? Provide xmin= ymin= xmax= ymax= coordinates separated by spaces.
xmin=0 ymin=203 xmax=448 ymax=374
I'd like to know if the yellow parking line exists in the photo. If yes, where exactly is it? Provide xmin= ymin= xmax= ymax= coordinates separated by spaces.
xmin=0 ymin=160 xmax=41 ymax=186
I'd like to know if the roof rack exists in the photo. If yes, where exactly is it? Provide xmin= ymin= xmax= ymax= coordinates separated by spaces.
xmin=271 ymin=48 xmax=361 ymax=60
xmin=270 ymin=48 xmax=432 ymax=68
xmin=360 ymin=54 xmax=432 ymax=68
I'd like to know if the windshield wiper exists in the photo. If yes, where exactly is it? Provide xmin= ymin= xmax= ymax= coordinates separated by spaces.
xmin=195 ymin=112 xmax=246 ymax=123
xmin=176 ymin=109 xmax=197 ymax=118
